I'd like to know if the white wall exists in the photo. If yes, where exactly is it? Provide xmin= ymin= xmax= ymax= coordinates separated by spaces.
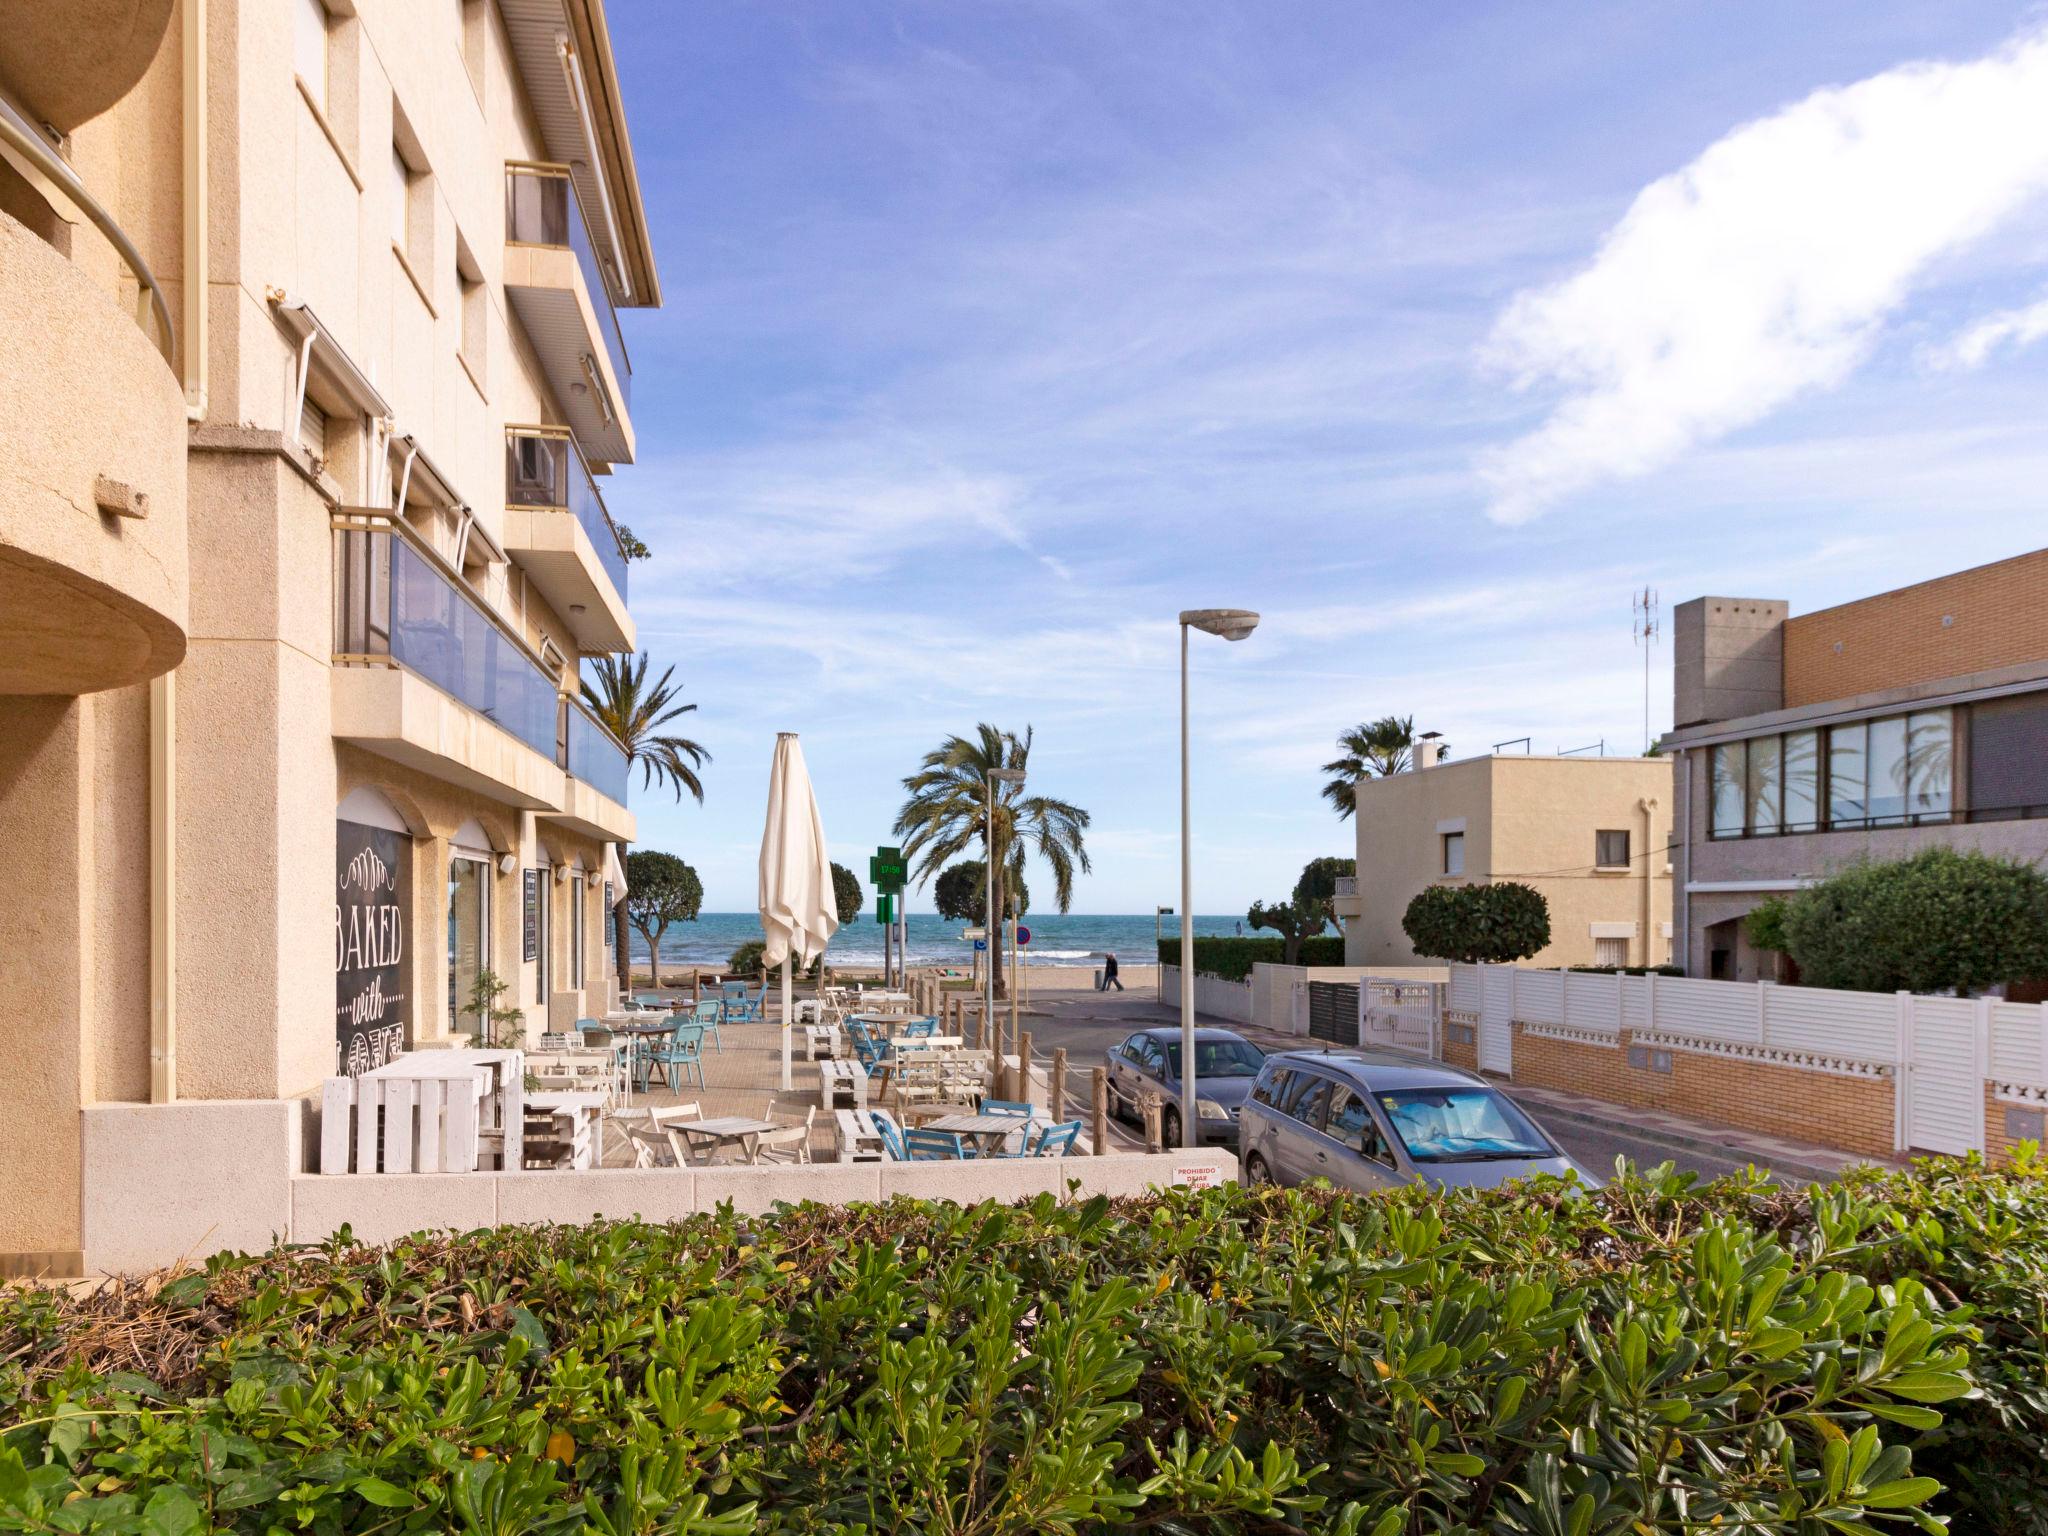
xmin=1157 ymin=964 xmax=1254 ymax=1024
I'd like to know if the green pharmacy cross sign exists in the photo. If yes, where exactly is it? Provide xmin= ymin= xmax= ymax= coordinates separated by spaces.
xmin=869 ymin=846 xmax=907 ymax=893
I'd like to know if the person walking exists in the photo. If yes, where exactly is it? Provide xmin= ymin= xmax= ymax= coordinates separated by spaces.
xmin=1102 ymin=951 xmax=1124 ymax=991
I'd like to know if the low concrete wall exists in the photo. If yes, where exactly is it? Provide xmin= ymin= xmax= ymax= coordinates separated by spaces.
xmin=1252 ymin=964 xmax=1448 ymax=1035
xmin=1157 ymin=964 xmax=1254 ymax=1024
xmin=81 ymin=1100 xmax=1234 ymax=1274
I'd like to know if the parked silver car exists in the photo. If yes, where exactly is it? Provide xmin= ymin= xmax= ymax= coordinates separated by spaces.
xmin=1105 ymin=1026 xmax=1266 ymax=1148
xmin=1238 ymin=1051 xmax=1597 ymax=1192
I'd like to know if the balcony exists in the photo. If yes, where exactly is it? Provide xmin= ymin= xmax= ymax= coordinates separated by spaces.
xmin=504 ymin=162 xmax=634 ymax=464
xmin=331 ymin=522 xmax=566 ymax=808
xmin=0 ymin=96 xmax=186 ymax=694
xmin=550 ymin=697 xmax=635 ymax=842
xmin=1331 ymin=874 xmax=1363 ymax=919
xmin=501 ymin=427 xmax=634 ymax=653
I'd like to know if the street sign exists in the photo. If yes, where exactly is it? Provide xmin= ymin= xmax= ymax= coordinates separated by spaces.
xmin=962 ymin=927 xmax=987 ymax=941
xmin=875 ymin=893 xmax=895 ymax=925
xmin=973 ymin=939 xmax=987 ymax=952
xmin=869 ymin=846 xmax=907 ymax=893
xmin=1015 ymin=925 xmax=1031 ymax=947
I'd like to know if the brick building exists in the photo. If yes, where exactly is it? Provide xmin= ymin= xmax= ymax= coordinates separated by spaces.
xmin=1661 ymin=548 xmax=2048 ymax=981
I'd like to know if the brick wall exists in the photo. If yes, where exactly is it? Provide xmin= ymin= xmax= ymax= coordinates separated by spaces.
xmin=1509 ymin=1024 xmax=1896 ymax=1159
xmin=1783 ymin=546 xmax=2048 ymax=707
xmin=1442 ymin=1028 xmax=1477 ymax=1072
xmin=1984 ymin=1087 xmax=2046 ymax=1168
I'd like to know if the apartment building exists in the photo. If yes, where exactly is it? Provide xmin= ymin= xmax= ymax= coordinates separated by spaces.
xmin=1336 ymin=742 xmax=1674 ymax=970
xmin=1662 ymin=548 xmax=2048 ymax=983
xmin=0 ymin=0 xmax=656 ymax=1272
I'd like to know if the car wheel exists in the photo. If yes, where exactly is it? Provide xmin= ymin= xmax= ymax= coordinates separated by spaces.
xmin=1244 ymin=1152 xmax=1274 ymax=1186
xmin=1160 ymin=1106 xmax=1183 ymax=1149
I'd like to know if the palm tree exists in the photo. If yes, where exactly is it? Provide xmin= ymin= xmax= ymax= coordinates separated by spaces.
xmin=581 ymin=652 xmax=711 ymax=987
xmin=1321 ymin=714 xmax=1417 ymax=819
xmin=894 ymin=724 xmax=1090 ymax=1000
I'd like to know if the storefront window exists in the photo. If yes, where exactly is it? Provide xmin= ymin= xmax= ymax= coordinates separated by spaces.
xmin=1710 ymin=743 xmax=1745 ymax=837
xmin=448 ymin=855 xmax=490 ymax=1033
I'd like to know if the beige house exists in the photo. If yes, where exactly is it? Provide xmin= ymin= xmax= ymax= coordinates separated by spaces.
xmin=1336 ymin=745 xmax=1675 ymax=970
xmin=1662 ymin=547 xmax=2048 ymax=984
xmin=0 ymin=0 xmax=656 ymax=1273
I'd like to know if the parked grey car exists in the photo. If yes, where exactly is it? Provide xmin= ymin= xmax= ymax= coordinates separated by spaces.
xmin=1238 ymin=1051 xmax=1597 ymax=1192
xmin=1105 ymin=1027 xmax=1266 ymax=1147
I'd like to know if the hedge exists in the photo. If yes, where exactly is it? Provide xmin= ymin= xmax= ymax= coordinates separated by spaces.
xmin=5 ymin=1158 xmax=2047 ymax=1532
xmin=1157 ymin=935 xmax=1346 ymax=981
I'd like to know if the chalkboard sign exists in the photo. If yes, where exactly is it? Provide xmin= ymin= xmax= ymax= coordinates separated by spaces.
xmin=335 ymin=819 xmax=409 ymax=1075
xmin=522 ymin=869 xmax=540 ymax=962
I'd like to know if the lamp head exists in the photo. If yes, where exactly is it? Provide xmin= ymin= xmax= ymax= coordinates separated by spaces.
xmin=987 ymin=767 xmax=1026 ymax=786
xmin=1179 ymin=608 xmax=1260 ymax=642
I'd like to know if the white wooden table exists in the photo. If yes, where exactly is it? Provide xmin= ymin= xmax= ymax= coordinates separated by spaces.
xmin=670 ymin=1115 xmax=781 ymax=1166
xmin=835 ymin=1107 xmax=886 ymax=1162
xmin=819 ymin=1057 xmax=868 ymax=1109
xmin=525 ymin=1090 xmax=605 ymax=1169
xmin=924 ymin=1111 xmax=1030 ymax=1156
xmin=803 ymin=1022 xmax=840 ymax=1059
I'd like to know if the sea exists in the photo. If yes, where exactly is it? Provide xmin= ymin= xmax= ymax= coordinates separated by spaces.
xmin=640 ymin=912 xmax=1258 ymax=972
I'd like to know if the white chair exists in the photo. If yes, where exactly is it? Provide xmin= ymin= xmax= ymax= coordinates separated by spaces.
xmin=612 ymin=1103 xmax=703 ymax=1168
xmin=755 ymin=1104 xmax=817 ymax=1165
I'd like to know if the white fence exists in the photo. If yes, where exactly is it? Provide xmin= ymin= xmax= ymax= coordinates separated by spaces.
xmin=1157 ymin=965 xmax=1254 ymax=1025
xmin=1445 ymin=963 xmax=2048 ymax=1157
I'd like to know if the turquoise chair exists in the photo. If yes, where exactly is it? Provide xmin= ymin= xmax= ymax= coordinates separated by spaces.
xmin=981 ymin=1099 xmax=1034 ymax=1118
xmin=868 ymin=1108 xmax=908 ymax=1162
xmin=900 ymin=1016 xmax=937 ymax=1040
xmin=846 ymin=1019 xmax=888 ymax=1071
xmin=635 ymin=1023 xmax=708 ymax=1093
xmin=690 ymin=998 xmax=724 ymax=1052
xmin=1024 ymin=1120 xmax=1081 ymax=1157
xmin=904 ymin=1127 xmax=968 ymax=1160
xmin=719 ymin=980 xmax=757 ymax=1024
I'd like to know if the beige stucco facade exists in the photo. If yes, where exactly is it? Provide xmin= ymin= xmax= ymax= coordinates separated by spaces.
xmin=1341 ymin=755 xmax=1676 ymax=971
xmin=0 ymin=0 xmax=657 ymax=1272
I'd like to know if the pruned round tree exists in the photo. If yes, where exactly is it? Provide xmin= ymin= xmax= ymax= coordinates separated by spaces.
xmin=1402 ymin=881 xmax=1550 ymax=965
xmin=1779 ymin=847 xmax=2048 ymax=995
xmin=933 ymin=860 xmax=1029 ymax=925
xmin=830 ymin=862 xmax=863 ymax=927
xmin=624 ymin=850 xmax=702 ymax=988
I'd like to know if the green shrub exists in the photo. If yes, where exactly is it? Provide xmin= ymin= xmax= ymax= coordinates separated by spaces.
xmin=1157 ymin=935 xmax=1345 ymax=980
xmin=1402 ymin=880 xmax=1552 ymax=964
xmin=4 ymin=1161 xmax=2040 ymax=1532
xmin=1780 ymin=847 xmax=2048 ymax=994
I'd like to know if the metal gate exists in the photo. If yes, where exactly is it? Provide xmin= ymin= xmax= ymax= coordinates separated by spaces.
xmin=1903 ymin=997 xmax=1984 ymax=1155
xmin=1307 ymin=982 xmax=1360 ymax=1045
xmin=1479 ymin=965 xmax=1514 ymax=1076
xmin=1360 ymin=979 xmax=1439 ymax=1056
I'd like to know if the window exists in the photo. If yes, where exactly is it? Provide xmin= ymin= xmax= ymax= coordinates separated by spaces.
xmin=1745 ymin=733 xmax=1782 ymax=838
xmin=1378 ymin=1087 xmax=1554 ymax=1163
xmin=1594 ymin=829 xmax=1629 ymax=868
xmin=1828 ymin=721 xmax=1866 ymax=826
xmin=1326 ymin=1087 xmax=1392 ymax=1163
xmin=390 ymin=147 xmax=410 ymax=250
xmin=1783 ymin=729 xmax=1821 ymax=833
xmin=1441 ymin=831 xmax=1465 ymax=876
xmin=456 ymin=234 xmax=487 ymax=391
xmin=569 ymin=875 xmax=586 ymax=989
xmin=1710 ymin=742 xmax=1745 ymax=837
xmin=1906 ymin=710 xmax=1952 ymax=820
xmin=1867 ymin=714 xmax=1907 ymax=824
xmin=448 ymin=854 xmax=490 ymax=1032
xmin=1250 ymin=1068 xmax=1290 ymax=1108
xmin=534 ymin=871 xmax=550 ymax=1005
xmin=1286 ymin=1075 xmax=1332 ymax=1129
xmin=1594 ymin=936 xmax=1629 ymax=967
xmin=296 ymin=0 xmax=329 ymax=108
xmin=1969 ymin=693 xmax=2048 ymax=819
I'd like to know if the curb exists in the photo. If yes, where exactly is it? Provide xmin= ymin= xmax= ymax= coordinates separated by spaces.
xmin=1512 ymin=1096 xmax=1856 ymax=1183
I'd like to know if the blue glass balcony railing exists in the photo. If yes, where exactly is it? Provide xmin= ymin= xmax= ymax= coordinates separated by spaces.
xmin=335 ymin=527 xmax=562 ymax=762
xmin=505 ymin=162 xmax=631 ymax=412
xmin=564 ymin=698 xmax=631 ymax=806
xmin=505 ymin=428 xmax=629 ymax=603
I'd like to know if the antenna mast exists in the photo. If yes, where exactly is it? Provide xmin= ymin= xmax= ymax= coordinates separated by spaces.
xmin=1632 ymin=586 xmax=1659 ymax=753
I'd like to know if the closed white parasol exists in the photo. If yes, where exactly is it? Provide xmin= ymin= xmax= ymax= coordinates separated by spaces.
xmin=758 ymin=732 xmax=838 ymax=1089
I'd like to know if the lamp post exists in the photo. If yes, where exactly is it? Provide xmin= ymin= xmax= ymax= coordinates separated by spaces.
xmin=984 ymin=766 xmax=1026 ymax=1056
xmin=1178 ymin=608 xmax=1258 ymax=1150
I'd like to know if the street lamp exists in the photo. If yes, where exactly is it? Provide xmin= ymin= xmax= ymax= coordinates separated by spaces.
xmin=985 ymin=766 xmax=1026 ymax=1054
xmin=1178 ymin=608 xmax=1258 ymax=1149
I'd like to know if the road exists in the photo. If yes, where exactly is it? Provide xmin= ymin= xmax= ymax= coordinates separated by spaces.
xmin=1012 ymin=984 xmax=1802 ymax=1182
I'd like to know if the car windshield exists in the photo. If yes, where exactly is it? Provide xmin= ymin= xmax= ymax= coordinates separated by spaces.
xmin=1162 ymin=1038 xmax=1265 ymax=1079
xmin=1377 ymin=1087 xmax=1555 ymax=1162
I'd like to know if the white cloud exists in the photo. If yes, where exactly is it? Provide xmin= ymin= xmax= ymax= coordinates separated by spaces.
xmin=1478 ymin=23 xmax=2048 ymax=524
xmin=1930 ymin=291 xmax=2048 ymax=370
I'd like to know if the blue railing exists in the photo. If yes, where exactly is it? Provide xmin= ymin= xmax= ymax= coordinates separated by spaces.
xmin=505 ymin=162 xmax=631 ymax=412
xmin=564 ymin=699 xmax=631 ymax=806
xmin=386 ymin=539 xmax=560 ymax=760
xmin=505 ymin=428 xmax=629 ymax=602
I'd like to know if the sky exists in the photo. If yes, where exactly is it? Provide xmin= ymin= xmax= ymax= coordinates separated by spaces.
xmin=599 ymin=1 xmax=2048 ymax=916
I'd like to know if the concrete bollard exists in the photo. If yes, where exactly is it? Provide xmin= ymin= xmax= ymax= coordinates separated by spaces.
xmin=1140 ymin=1092 xmax=1162 ymax=1153
xmin=1051 ymin=1047 xmax=1067 ymax=1123
xmin=1091 ymin=1068 xmax=1109 ymax=1156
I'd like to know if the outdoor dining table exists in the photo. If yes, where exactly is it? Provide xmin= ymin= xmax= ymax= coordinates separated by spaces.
xmin=669 ymin=1115 xmax=781 ymax=1166
xmin=526 ymin=1089 xmax=606 ymax=1170
xmin=922 ymin=1111 xmax=1030 ymax=1157
xmin=607 ymin=1019 xmax=677 ymax=1103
